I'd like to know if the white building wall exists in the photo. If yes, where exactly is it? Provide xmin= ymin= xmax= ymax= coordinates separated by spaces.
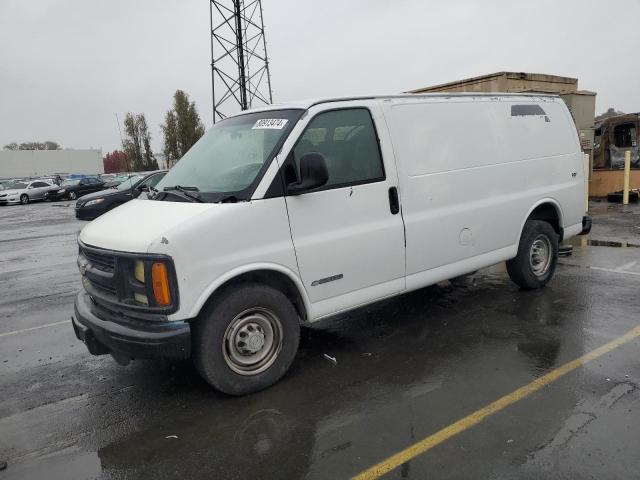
xmin=0 ymin=149 xmax=103 ymax=178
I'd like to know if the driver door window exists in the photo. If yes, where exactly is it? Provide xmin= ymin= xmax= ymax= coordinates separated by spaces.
xmin=292 ymin=108 xmax=384 ymax=189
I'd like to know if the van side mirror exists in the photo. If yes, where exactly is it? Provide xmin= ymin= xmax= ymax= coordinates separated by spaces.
xmin=287 ymin=152 xmax=329 ymax=195
xmin=132 ymin=185 xmax=148 ymax=198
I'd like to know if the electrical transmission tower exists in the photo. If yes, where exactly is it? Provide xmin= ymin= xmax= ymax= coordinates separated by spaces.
xmin=209 ymin=0 xmax=273 ymax=123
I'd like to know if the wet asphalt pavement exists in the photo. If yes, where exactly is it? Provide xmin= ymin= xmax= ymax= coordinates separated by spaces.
xmin=1 ymin=200 xmax=639 ymax=480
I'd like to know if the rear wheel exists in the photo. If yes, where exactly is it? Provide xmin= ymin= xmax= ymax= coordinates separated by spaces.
xmin=193 ymin=283 xmax=300 ymax=395
xmin=506 ymin=220 xmax=558 ymax=289
xmin=20 ymin=194 xmax=29 ymax=205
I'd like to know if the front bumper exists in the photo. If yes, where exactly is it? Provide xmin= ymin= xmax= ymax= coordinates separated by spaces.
xmin=75 ymin=204 xmax=104 ymax=220
xmin=72 ymin=292 xmax=191 ymax=361
xmin=0 ymin=197 xmax=19 ymax=205
xmin=579 ymin=215 xmax=592 ymax=235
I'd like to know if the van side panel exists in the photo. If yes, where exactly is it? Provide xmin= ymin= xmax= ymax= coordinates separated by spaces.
xmin=384 ymin=97 xmax=583 ymax=289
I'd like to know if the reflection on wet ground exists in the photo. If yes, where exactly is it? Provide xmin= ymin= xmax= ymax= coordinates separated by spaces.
xmin=1 ymin=201 xmax=639 ymax=479
xmin=567 ymin=237 xmax=640 ymax=248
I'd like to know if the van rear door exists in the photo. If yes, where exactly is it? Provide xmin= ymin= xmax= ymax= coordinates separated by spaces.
xmin=283 ymin=105 xmax=406 ymax=319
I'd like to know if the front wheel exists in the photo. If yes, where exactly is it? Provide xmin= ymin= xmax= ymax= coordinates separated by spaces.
xmin=193 ymin=283 xmax=300 ymax=395
xmin=69 ymin=191 xmax=77 ymax=200
xmin=506 ymin=220 xmax=558 ymax=289
xmin=20 ymin=194 xmax=29 ymax=205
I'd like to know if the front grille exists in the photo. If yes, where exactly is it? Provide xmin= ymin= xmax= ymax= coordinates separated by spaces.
xmin=83 ymin=248 xmax=115 ymax=273
xmin=90 ymin=279 xmax=117 ymax=296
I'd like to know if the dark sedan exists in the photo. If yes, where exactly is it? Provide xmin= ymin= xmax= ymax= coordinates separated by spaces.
xmin=45 ymin=177 xmax=105 ymax=201
xmin=75 ymin=171 xmax=167 ymax=220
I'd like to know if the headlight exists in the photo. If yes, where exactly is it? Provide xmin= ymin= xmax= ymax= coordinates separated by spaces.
xmin=83 ymin=198 xmax=104 ymax=207
xmin=133 ymin=261 xmax=147 ymax=304
xmin=134 ymin=260 xmax=145 ymax=283
xmin=132 ymin=259 xmax=172 ymax=307
xmin=134 ymin=293 xmax=149 ymax=305
xmin=57 ymin=189 xmax=66 ymax=193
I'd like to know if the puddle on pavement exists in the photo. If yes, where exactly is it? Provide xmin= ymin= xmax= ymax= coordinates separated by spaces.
xmin=565 ymin=238 xmax=640 ymax=249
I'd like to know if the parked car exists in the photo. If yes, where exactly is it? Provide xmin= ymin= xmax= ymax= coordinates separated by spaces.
xmin=99 ymin=173 xmax=117 ymax=182
xmin=39 ymin=175 xmax=63 ymax=186
xmin=45 ymin=177 xmax=105 ymax=201
xmin=75 ymin=171 xmax=167 ymax=220
xmin=72 ymin=94 xmax=591 ymax=395
xmin=0 ymin=179 xmax=56 ymax=205
xmin=103 ymin=174 xmax=137 ymax=188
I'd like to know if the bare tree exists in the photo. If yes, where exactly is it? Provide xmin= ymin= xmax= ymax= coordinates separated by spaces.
xmin=3 ymin=141 xmax=60 ymax=150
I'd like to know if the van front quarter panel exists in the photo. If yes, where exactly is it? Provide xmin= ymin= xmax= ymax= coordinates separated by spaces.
xmin=151 ymin=198 xmax=303 ymax=322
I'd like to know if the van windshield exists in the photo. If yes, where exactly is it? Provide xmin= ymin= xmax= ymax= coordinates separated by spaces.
xmin=155 ymin=109 xmax=302 ymax=201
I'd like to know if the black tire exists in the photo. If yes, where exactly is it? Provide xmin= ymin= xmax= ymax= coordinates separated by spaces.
xmin=193 ymin=283 xmax=300 ymax=395
xmin=506 ymin=220 xmax=558 ymax=290
xmin=20 ymin=194 xmax=29 ymax=205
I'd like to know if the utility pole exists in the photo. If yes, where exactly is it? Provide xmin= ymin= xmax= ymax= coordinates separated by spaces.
xmin=209 ymin=0 xmax=273 ymax=123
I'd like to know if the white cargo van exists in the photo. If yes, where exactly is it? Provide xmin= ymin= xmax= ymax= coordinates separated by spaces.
xmin=72 ymin=94 xmax=591 ymax=394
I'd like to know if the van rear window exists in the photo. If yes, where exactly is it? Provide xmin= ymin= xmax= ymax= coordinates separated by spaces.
xmin=511 ymin=104 xmax=547 ymax=117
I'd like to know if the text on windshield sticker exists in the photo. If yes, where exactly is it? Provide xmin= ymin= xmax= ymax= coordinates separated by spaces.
xmin=252 ymin=119 xmax=288 ymax=130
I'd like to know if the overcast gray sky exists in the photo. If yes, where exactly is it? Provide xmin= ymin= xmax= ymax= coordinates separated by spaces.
xmin=1 ymin=0 xmax=639 ymax=153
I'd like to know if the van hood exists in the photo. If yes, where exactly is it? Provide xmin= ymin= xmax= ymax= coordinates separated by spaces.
xmin=79 ymin=199 xmax=216 ymax=253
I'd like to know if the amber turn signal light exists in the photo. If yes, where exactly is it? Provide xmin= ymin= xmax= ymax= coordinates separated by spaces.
xmin=151 ymin=262 xmax=171 ymax=307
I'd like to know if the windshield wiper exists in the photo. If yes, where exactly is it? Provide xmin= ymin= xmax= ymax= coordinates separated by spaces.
xmin=216 ymin=195 xmax=238 ymax=203
xmin=163 ymin=185 xmax=203 ymax=203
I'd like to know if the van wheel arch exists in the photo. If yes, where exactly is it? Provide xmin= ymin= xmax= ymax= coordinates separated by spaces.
xmin=197 ymin=270 xmax=308 ymax=323
xmin=523 ymin=201 xmax=563 ymax=241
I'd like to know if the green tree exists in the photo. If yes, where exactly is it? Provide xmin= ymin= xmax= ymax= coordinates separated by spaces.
xmin=161 ymin=90 xmax=205 ymax=167
xmin=122 ymin=113 xmax=158 ymax=171
xmin=3 ymin=142 xmax=18 ymax=150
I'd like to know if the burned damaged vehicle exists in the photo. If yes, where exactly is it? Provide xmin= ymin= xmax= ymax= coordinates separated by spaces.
xmin=593 ymin=113 xmax=640 ymax=169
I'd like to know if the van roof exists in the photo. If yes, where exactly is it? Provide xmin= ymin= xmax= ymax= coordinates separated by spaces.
xmin=241 ymin=92 xmax=561 ymax=114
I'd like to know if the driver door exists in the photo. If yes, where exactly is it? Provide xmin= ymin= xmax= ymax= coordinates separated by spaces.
xmin=28 ymin=181 xmax=48 ymax=200
xmin=284 ymin=106 xmax=406 ymax=318
xmin=78 ymin=178 xmax=91 ymax=195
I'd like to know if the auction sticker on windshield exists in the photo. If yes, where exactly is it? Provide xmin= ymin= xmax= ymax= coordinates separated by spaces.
xmin=253 ymin=118 xmax=288 ymax=129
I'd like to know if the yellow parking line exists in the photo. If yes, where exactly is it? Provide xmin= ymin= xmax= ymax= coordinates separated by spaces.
xmin=353 ymin=324 xmax=640 ymax=480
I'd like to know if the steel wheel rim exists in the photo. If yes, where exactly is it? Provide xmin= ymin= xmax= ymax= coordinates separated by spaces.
xmin=20 ymin=195 xmax=28 ymax=204
xmin=530 ymin=234 xmax=552 ymax=276
xmin=222 ymin=307 xmax=283 ymax=376
xmin=69 ymin=192 xmax=76 ymax=200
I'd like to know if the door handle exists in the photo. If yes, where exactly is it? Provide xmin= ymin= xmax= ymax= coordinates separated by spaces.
xmin=388 ymin=186 xmax=400 ymax=215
